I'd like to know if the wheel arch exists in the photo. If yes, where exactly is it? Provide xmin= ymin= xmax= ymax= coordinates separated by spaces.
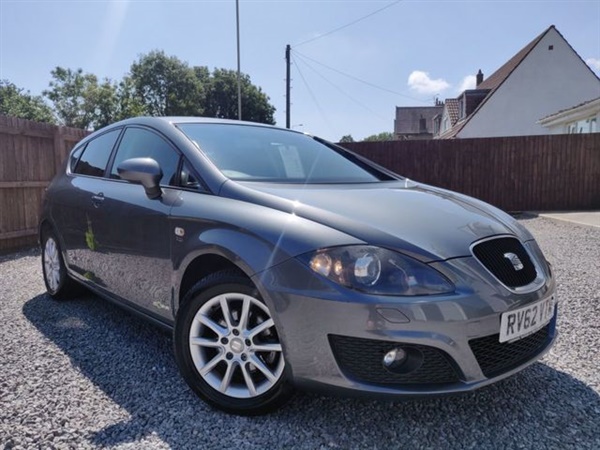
xmin=173 ymin=224 xmax=298 ymax=317
xmin=176 ymin=251 xmax=249 ymax=315
xmin=39 ymin=218 xmax=53 ymax=243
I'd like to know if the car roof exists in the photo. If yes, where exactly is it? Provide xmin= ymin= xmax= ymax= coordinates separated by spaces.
xmin=73 ymin=116 xmax=309 ymax=162
xmin=113 ymin=116 xmax=293 ymax=131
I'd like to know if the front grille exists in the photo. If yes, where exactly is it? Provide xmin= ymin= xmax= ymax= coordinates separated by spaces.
xmin=329 ymin=335 xmax=461 ymax=386
xmin=472 ymin=237 xmax=537 ymax=288
xmin=469 ymin=324 xmax=551 ymax=378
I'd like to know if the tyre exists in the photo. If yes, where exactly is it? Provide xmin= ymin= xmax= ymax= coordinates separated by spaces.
xmin=174 ymin=270 xmax=293 ymax=415
xmin=41 ymin=228 xmax=82 ymax=299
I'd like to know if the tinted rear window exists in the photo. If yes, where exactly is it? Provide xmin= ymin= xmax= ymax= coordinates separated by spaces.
xmin=73 ymin=129 xmax=121 ymax=177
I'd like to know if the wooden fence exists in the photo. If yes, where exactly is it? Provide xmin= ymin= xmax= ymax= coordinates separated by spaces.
xmin=0 ymin=116 xmax=88 ymax=253
xmin=344 ymin=134 xmax=600 ymax=212
xmin=0 ymin=115 xmax=598 ymax=253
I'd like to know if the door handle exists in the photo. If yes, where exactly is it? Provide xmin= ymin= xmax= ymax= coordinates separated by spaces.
xmin=91 ymin=193 xmax=105 ymax=208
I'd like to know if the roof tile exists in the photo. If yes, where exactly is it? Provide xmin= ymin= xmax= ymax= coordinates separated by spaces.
xmin=445 ymin=98 xmax=459 ymax=125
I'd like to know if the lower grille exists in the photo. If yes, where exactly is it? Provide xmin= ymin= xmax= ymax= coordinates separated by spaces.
xmin=469 ymin=324 xmax=551 ymax=378
xmin=329 ymin=335 xmax=461 ymax=386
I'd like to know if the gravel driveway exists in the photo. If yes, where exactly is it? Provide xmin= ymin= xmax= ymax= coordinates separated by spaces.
xmin=1 ymin=216 xmax=599 ymax=449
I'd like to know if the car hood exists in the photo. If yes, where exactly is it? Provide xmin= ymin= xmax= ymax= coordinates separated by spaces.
xmin=222 ymin=180 xmax=525 ymax=262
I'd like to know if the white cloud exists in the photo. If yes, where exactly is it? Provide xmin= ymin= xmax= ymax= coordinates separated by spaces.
xmin=586 ymin=57 xmax=600 ymax=73
xmin=407 ymin=70 xmax=450 ymax=95
xmin=458 ymin=75 xmax=476 ymax=92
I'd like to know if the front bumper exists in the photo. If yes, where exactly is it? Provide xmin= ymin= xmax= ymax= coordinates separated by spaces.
xmin=252 ymin=255 xmax=557 ymax=398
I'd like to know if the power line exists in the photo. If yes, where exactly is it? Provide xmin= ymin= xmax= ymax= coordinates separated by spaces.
xmin=290 ymin=53 xmax=337 ymax=136
xmin=293 ymin=52 xmax=387 ymax=120
xmin=294 ymin=0 xmax=404 ymax=47
xmin=293 ymin=49 xmax=428 ymax=103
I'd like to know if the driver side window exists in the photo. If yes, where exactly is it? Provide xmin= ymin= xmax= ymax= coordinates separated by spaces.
xmin=110 ymin=127 xmax=180 ymax=186
xmin=180 ymin=161 xmax=200 ymax=189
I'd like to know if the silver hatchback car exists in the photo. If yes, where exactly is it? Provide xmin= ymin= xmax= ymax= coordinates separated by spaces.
xmin=40 ymin=117 xmax=557 ymax=415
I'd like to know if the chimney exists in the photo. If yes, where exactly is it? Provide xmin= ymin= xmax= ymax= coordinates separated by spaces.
xmin=476 ymin=69 xmax=484 ymax=87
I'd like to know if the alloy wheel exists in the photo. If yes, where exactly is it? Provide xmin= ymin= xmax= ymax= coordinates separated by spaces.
xmin=44 ymin=237 xmax=61 ymax=292
xmin=188 ymin=292 xmax=285 ymax=399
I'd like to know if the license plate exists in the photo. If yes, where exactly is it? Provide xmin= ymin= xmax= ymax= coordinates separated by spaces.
xmin=499 ymin=295 xmax=556 ymax=343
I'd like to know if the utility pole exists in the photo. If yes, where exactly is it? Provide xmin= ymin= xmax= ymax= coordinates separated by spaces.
xmin=236 ymin=0 xmax=242 ymax=120
xmin=285 ymin=44 xmax=291 ymax=129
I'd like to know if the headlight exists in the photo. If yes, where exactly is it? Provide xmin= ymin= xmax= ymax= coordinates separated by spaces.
xmin=303 ymin=246 xmax=454 ymax=296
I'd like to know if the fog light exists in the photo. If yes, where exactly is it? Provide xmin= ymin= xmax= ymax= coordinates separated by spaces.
xmin=383 ymin=347 xmax=407 ymax=369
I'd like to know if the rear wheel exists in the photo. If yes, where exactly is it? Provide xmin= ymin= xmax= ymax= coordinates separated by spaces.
xmin=41 ymin=229 xmax=82 ymax=299
xmin=174 ymin=270 xmax=293 ymax=415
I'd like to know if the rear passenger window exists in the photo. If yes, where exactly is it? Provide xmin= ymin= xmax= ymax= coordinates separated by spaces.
xmin=110 ymin=127 xmax=180 ymax=186
xmin=73 ymin=129 xmax=121 ymax=177
xmin=69 ymin=146 xmax=84 ymax=172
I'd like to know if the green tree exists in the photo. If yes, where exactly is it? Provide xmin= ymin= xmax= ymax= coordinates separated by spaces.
xmin=91 ymin=79 xmax=120 ymax=129
xmin=362 ymin=132 xmax=395 ymax=142
xmin=39 ymin=51 xmax=277 ymax=129
xmin=0 ymin=80 xmax=55 ymax=123
xmin=127 ymin=52 xmax=275 ymax=123
xmin=202 ymin=68 xmax=275 ymax=124
xmin=128 ymin=50 xmax=204 ymax=116
xmin=44 ymin=67 xmax=96 ymax=128
xmin=114 ymin=77 xmax=147 ymax=121
xmin=339 ymin=134 xmax=355 ymax=143
xmin=44 ymin=67 xmax=120 ymax=129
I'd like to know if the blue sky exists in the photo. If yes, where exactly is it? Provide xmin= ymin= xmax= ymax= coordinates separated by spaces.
xmin=1 ymin=0 xmax=599 ymax=141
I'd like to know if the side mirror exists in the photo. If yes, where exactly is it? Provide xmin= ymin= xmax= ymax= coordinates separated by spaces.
xmin=117 ymin=157 xmax=163 ymax=199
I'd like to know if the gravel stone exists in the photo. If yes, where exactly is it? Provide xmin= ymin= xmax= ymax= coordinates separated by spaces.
xmin=0 ymin=216 xmax=598 ymax=449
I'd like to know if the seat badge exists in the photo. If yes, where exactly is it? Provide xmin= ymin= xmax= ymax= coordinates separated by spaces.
xmin=503 ymin=252 xmax=524 ymax=271
xmin=175 ymin=227 xmax=185 ymax=237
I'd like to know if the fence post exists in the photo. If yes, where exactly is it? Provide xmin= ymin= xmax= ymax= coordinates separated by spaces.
xmin=53 ymin=126 xmax=65 ymax=174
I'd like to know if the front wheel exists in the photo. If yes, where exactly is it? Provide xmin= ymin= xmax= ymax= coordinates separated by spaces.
xmin=174 ymin=270 xmax=293 ymax=415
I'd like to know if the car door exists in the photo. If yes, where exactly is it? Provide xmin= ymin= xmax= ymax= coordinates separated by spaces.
xmin=54 ymin=128 xmax=122 ymax=279
xmin=89 ymin=126 xmax=183 ymax=321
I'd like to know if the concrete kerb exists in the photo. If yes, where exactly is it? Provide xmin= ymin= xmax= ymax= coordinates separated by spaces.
xmin=533 ymin=211 xmax=600 ymax=228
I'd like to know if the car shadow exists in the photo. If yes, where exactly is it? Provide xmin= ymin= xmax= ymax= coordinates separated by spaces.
xmin=23 ymin=293 xmax=600 ymax=449
xmin=0 ymin=247 xmax=38 ymax=263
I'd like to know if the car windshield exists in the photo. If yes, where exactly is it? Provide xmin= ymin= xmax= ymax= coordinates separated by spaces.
xmin=176 ymin=123 xmax=391 ymax=183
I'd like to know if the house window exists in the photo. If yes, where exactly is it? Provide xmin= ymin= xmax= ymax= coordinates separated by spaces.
xmin=567 ymin=116 xmax=598 ymax=133
xmin=433 ymin=116 xmax=440 ymax=135
xmin=567 ymin=122 xmax=578 ymax=133
xmin=419 ymin=116 xmax=427 ymax=133
xmin=442 ymin=117 xmax=450 ymax=132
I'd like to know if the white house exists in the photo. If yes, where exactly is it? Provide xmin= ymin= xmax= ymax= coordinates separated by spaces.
xmin=537 ymin=97 xmax=600 ymax=134
xmin=437 ymin=25 xmax=600 ymax=139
